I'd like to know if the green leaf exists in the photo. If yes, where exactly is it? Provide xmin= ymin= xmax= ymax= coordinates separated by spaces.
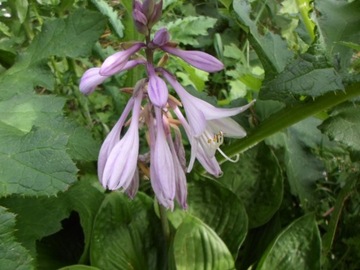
xmin=26 ymin=8 xmax=106 ymax=60
xmin=315 ymin=0 xmax=360 ymax=69
xmin=63 ymin=176 xmax=105 ymax=263
xmin=256 ymin=214 xmax=321 ymax=270
xmin=319 ymin=103 xmax=360 ymax=151
xmin=158 ymin=16 xmax=217 ymax=46
xmin=0 ymin=123 xmax=77 ymax=197
xmin=0 ymin=9 xmax=106 ymax=99
xmin=221 ymin=143 xmax=283 ymax=228
xmin=90 ymin=192 xmax=165 ymax=270
xmin=14 ymin=0 xmax=29 ymax=23
xmin=0 ymin=94 xmax=65 ymax=133
xmin=322 ymin=173 xmax=358 ymax=257
xmin=266 ymin=118 xmax=326 ymax=209
xmin=173 ymin=215 xmax=234 ymax=270
xmin=168 ymin=179 xmax=248 ymax=257
xmin=0 ymin=176 xmax=105 ymax=262
xmin=90 ymin=0 xmax=124 ymax=38
xmin=0 ymin=195 xmax=69 ymax=256
xmin=0 ymin=206 xmax=34 ymax=269
xmin=259 ymin=54 xmax=344 ymax=103
xmin=233 ymin=0 xmax=294 ymax=76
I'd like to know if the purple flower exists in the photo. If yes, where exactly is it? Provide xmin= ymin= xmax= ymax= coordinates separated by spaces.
xmin=162 ymin=45 xmax=224 ymax=72
xmin=79 ymin=59 xmax=146 ymax=94
xmin=163 ymin=70 xmax=253 ymax=137
xmin=100 ymin=90 xmax=143 ymax=190
xmin=133 ymin=0 xmax=163 ymax=34
xmin=100 ymin=43 xmax=145 ymax=76
xmin=147 ymin=64 xmax=168 ymax=107
xmin=152 ymin=28 xmax=170 ymax=47
xmin=149 ymin=107 xmax=176 ymax=209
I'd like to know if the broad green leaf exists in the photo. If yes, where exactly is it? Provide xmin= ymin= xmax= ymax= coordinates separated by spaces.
xmin=0 ymin=94 xmax=65 ymax=133
xmin=173 ymin=215 xmax=234 ymax=270
xmin=0 ymin=195 xmax=69 ymax=256
xmin=319 ymin=103 xmax=360 ymax=152
xmin=90 ymin=192 xmax=165 ymax=270
xmin=0 ymin=93 xmax=100 ymax=161
xmin=26 ymin=8 xmax=106 ymax=60
xmin=168 ymin=179 xmax=248 ymax=258
xmin=0 ymin=123 xmax=77 ymax=197
xmin=221 ymin=143 xmax=283 ymax=228
xmin=90 ymin=0 xmax=124 ymax=38
xmin=157 ymin=16 xmax=217 ymax=46
xmin=259 ymin=54 xmax=344 ymax=103
xmin=315 ymin=0 xmax=360 ymax=70
xmin=0 ymin=206 xmax=34 ymax=269
xmin=256 ymin=214 xmax=321 ymax=270
xmin=0 ymin=176 xmax=105 ymax=263
xmin=233 ymin=0 xmax=294 ymax=76
xmin=48 ymin=120 xmax=100 ymax=161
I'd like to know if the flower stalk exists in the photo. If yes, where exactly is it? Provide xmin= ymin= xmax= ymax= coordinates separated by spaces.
xmin=79 ymin=0 xmax=255 ymax=209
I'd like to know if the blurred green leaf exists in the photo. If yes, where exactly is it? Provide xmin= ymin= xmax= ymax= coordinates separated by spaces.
xmin=158 ymin=16 xmax=217 ymax=46
xmin=319 ymin=103 xmax=360 ymax=152
xmin=0 ymin=206 xmax=34 ymax=270
xmin=221 ymin=143 xmax=283 ymax=228
xmin=173 ymin=215 xmax=235 ymax=270
xmin=14 ymin=0 xmax=29 ymax=23
xmin=256 ymin=214 xmax=321 ymax=270
xmin=315 ymin=0 xmax=360 ymax=70
xmin=233 ymin=0 xmax=294 ymax=76
xmin=90 ymin=192 xmax=165 ymax=270
xmin=90 ymin=0 xmax=124 ymax=38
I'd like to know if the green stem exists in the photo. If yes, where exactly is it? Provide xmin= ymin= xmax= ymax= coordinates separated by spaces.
xmin=159 ymin=204 xmax=171 ymax=245
xmin=295 ymin=0 xmax=315 ymax=42
xmin=219 ymin=82 xmax=360 ymax=163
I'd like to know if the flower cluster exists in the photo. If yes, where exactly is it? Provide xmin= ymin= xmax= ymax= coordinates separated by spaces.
xmin=80 ymin=0 xmax=255 ymax=209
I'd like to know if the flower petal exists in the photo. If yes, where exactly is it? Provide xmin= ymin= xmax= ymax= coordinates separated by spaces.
xmin=147 ymin=65 xmax=168 ymax=107
xmin=79 ymin=68 xmax=108 ymax=95
xmin=163 ymin=71 xmax=206 ymax=136
xmin=100 ymin=43 xmax=144 ymax=76
xmin=207 ymin=117 xmax=247 ymax=138
xmin=162 ymin=46 xmax=224 ymax=72
xmin=150 ymin=107 xmax=175 ymax=209
xmin=100 ymin=92 xmax=142 ymax=190
xmin=152 ymin=28 xmax=170 ymax=47
xmin=97 ymin=98 xmax=135 ymax=181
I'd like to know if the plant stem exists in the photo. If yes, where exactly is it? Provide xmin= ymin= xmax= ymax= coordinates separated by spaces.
xmin=159 ymin=203 xmax=171 ymax=244
xmin=219 ymin=82 xmax=360 ymax=163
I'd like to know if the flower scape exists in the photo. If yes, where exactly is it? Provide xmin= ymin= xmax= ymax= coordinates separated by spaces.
xmin=79 ymin=0 xmax=255 ymax=210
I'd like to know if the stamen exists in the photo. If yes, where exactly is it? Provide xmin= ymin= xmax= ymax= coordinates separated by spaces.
xmin=217 ymin=148 xmax=240 ymax=163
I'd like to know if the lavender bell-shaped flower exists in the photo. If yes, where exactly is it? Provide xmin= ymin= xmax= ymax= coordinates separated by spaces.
xmin=101 ymin=90 xmax=143 ymax=190
xmin=147 ymin=64 xmax=168 ymax=107
xmin=149 ymin=107 xmax=176 ymax=209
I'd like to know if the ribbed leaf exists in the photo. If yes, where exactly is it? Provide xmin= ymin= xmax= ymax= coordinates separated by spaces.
xmin=173 ymin=215 xmax=234 ymax=270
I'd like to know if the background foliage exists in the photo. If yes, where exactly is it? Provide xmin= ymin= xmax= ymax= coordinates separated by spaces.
xmin=0 ymin=0 xmax=359 ymax=269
